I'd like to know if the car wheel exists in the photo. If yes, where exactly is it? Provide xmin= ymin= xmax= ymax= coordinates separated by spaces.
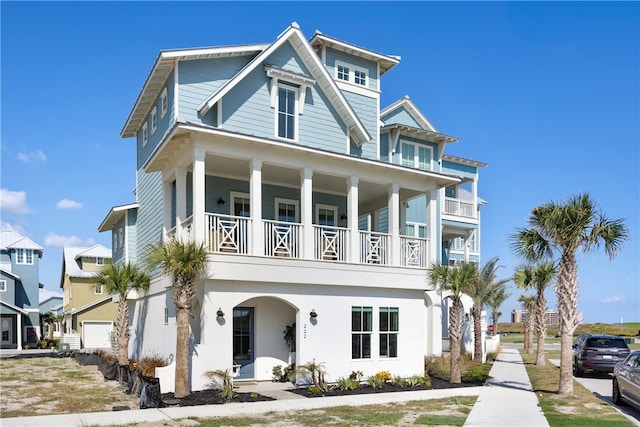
xmin=573 ymin=360 xmax=584 ymax=377
xmin=612 ymin=378 xmax=623 ymax=405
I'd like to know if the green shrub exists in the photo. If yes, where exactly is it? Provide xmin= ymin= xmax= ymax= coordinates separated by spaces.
xmin=366 ymin=375 xmax=386 ymax=389
xmin=336 ymin=376 xmax=359 ymax=390
xmin=462 ymin=364 xmax=492 ymax=383
xmin=392 ymin=375 xmax=409 ymax=387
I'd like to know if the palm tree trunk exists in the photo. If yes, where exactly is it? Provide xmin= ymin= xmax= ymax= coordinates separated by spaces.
xmin=116 ymin=299 xmax=130 ymax=366
xmin=472 ymin=306 xmax=482 ymax=363
xmin=449 ymin=299 xmax=464 ymax=384
xmin=535 ymin=293 xmax=547 ymax=366
xmin=557 ymin=252 xmax=581 ymax=394
xmin=175 ymin=305 xmax=191 ymax=398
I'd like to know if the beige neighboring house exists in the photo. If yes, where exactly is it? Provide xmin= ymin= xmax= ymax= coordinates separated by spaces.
xmin=60 ymin=244 xmax=114 ymax=350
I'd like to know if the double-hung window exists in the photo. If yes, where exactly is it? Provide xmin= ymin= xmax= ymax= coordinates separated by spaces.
xmin=160 ymin=87 xmax=168 ymax=119
xmin=335 ymin=60 xmax=368 ymax=88
xmin=96 ymin=257 xmax=104 ymax=266
xmin=0 ymin=281 xmax=6 ymax=292
xmin=352 ymin=306 xmax=372 ymax=359
xmin=277 ymin=84 xmax=297 ymax=140
xmin=94 ymin=285 xmax=103 ymax=295
xmin=379 ymin=307 xmax=399 ymax=358
xmin=142 ymin=123 xmax=148 ymax=147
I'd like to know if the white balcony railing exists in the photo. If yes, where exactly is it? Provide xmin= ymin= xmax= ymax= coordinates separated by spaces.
xmin=174 ymin=213 xmax=430 ymax=268
xmin=444 ymin=197 xmax=475 ymax=218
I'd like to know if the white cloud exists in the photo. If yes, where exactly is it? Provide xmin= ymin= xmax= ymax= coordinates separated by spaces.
xmin=56 ymin=199 xmax=82 ymax=209
xmin=43 ymin=232 xmax=96 ymax=248
xmin=17 ymin=149 xmax=47 ymax=164
xmin=0 ymin=219 xmax=28 ymax=235
xmin=599 ymin=295 xmax=623 ymax=304
xmin=0 ymin=188 xmax=33 ymax=214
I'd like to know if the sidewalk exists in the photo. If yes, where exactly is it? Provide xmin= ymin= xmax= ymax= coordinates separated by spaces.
xmin=1 ymin=347 xmax=548 ymax=427
xmin=464 ymin=346 xmax=548 ymax=426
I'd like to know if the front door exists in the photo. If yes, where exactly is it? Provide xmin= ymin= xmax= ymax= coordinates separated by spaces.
xmin=233 ymin=307 xmax=254 ymax=379
xmin=1 ymin=317 xmax=12 ymax=347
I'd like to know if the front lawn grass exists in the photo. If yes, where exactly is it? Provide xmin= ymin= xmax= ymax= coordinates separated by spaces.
xmin=522 ymin=351 xmax=635 ymax=427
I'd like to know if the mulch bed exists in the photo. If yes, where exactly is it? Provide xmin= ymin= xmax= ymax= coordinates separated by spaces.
xmin=160 ymin=376 xmax=483 ymax=406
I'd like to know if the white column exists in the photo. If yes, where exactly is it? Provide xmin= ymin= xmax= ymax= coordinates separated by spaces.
xmin=347 ymin=176 xmax=359 ymax=263
xmin=163 ymin=179 xmax=172 ymax=238
xmin=300 ymin=168 xmax=314 ymax=259
xmin=192 ymin=149 xmax=206 ymax=244
xmin=427 ymin=190 xmax=438 ymax=265
xmin=388 ymin=183 xmax=400 ymax=265
xmin=175 ymin=167 xmax=187 ymax=239
xmin=250 ymin=159 xmax=263 ymax=256
xmin=472 ymin=178 xmax=478 ymax=219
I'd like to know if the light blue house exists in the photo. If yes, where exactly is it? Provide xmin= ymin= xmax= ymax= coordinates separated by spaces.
xmin=101 ymin=23 xmax=486 ymax=392
xmin=0 ymin=230 xmax=44 ymax=349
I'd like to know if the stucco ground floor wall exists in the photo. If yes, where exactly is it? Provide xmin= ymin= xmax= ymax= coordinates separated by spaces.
xmin=129 ymin=277 xmax=445 ymax=393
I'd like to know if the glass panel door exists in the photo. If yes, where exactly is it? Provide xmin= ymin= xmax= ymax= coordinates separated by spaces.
xmin=233 ymin=307 xmax=254 ymax=379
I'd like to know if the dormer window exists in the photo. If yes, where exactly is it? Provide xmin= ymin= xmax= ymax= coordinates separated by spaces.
xmin=16 ymin=249 xmax=34 ymax=265
xmin=335 ymin=60 xmax=368 ymax=87
xmin=277 ymin=84 xmax=297 ymax=140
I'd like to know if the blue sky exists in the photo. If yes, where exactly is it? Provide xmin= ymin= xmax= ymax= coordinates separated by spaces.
xmin=2 ymin=2 xmax=638 ymax=324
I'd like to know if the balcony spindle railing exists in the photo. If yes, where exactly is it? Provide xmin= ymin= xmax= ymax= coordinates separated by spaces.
xmin=206 ymin=213 xmax=250 ymax=254
xmin=263 ymin=220 xmax=301 ymax=258
xmin=400 ymin=236 xmax=429 ymax=268
xmin=313 ymin=225 xmax=348 ymax=261
xmin=444 ymin=197 xmax=475 ymax=218
xmin=359 ymin=231 xmax=389 ymax=265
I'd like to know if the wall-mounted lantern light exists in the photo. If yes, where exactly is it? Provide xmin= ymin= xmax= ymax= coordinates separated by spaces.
xmin=310 ymin=309 xmax=318 ymax=318
xmin=217 ymin=197 xmax=226 ymax=206
xmin=217 ymin=308 xmax=225 ymax=318
xmin=340 ymin=213 xmax=347 ymax=221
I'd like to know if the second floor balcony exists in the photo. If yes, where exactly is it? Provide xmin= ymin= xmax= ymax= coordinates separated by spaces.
xmin=169 ymin=213 xmax=431 ymax=268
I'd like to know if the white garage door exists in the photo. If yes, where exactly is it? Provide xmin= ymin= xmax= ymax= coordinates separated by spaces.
xmin=82 ymin=321 xmax=113 ymax=349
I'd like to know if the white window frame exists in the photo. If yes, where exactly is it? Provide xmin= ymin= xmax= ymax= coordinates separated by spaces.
xmin=275 ymin=198 xmax=299 ymax=223
xmin=405 ymin=222 xmax=427 ymax=238
xmin=335 ymin=60 xmax=368 ymax=88
xmin=96 ymin=257 xmax=104 ymax=266
xmin=94 ymin=285 xmax=103 ymax=295
xmin=230 ymin=192 xmax=251 ymax=217
xmin=0 ymin=280 xmax=6 ymax=292
xmin=151 ymin=106 xmax=158 ymax=134
xmin=315 ymin=204 xmax=338 ymax=227
xmin=160 ymin=87 xmax=168 ymax=119
xmin=379 ymin=307 xmax=399 ymax=358
xmin=399 ymin=140 xmax=433 ymax=171
xmin=16 ymin=249 xmax=34 ymax=265
xmin=142 ymin=122 xmax=148 ymax=147
xmin=276 ymin=83 xmax=298 ymax=141
xmin=113 ymin=234 xmax=117 ymax=251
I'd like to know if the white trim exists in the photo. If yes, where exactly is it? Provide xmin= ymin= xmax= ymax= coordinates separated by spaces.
xmin=274 ymin=83 xmax=299 ymax=141
xmin=230 ymin=191 xmax=250 ymax=217
xmin=96 ymin=257 xmax=104 ymax=266
xmin=16 ymin=249 xmax=34 ymax=265
xmin=142 ymin=122 xmax=148 ymax=147
xmin=399 ymin=140 xmax=433 ymax=171
xmin=334 ymin=60 xmax=369 ymax=88
xmin=151 ymin=106 xmax=158 ymax=134
xmin=275 ymin=197 xmax=299 ymax=222
xmin=0 ymin=280 xmax=5 ymax=292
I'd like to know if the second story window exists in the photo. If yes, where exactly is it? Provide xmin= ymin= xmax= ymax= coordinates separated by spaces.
xmin=142 ymin=122 xmax=148 ymax=147
xmin=354 ymin=69 xmax=366 ymax=86
xmin=337 ymin=64 xmax=349 ymax=81
xmin=277 ymin=85 xmax=297 ymax=140
xmin=335 ymin=61 xmax=368 ymax=88
xmin=96 ymin=257 xmax=104 ymax=266
xmin=16 ymin=249 xmax=34 ymax=265
xmin=160 ymin=87 xmax=168 ymax=119
xmin=94 ymin=285 xmax=103 ymax=295
xmin=0 ymin=280 xmax=6 ymax=292
xmin=400 ymin=141 xmax=433 ymax=171
xmin=151 ymin=107 xmax=158 ymax=134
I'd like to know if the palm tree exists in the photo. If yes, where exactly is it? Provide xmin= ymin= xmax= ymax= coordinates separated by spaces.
xmin=148 ymin=238 xmax=209 ymax=398
xmin=518 ymin=294 xmax=536 ymax=354
xmin=510 ymin=193 xmax=629 ymax=394
xmin=514 ymin=263 xmax=555 ymax=366
xmin=430 ymin=262 xmax=478 ymax=383
xmin=93 ymin=262 xmax=150 ymax=366
xmin=41 ymin=311 xmax=56 ymax=342
xmin=486 ymin=283 xmax=511 ymax=335
xmin=468 ymin=257 xmax=510 ymax=363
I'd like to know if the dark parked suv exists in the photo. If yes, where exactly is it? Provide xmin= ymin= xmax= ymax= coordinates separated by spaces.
xmin=573 ymin=334 xmax=630 ymax=377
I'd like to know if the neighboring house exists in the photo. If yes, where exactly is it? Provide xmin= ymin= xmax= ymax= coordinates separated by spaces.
xmin=59 ymin=245 xmax=114 ymax=349
xmin=101 ymin=23 xmax=486 ymax=392
xmin=512 ymin=309 xmax=561 ymax=326
xmin=0 ymin=230 xmax=44 ymax=349
xmin=40 ymin=295 xmax=63 ymax=340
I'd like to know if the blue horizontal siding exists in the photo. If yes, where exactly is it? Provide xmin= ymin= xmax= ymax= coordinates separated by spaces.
xmin=381 ymin=107 xmax=422 ymax=128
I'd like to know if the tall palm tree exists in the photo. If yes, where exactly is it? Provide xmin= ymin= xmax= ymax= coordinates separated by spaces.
xmin=518 ymin=294 xmax=536 ymax=354
xmin=148 ymin=238 xmax=209 ymax=398
xmin=486 ymin=283 xmax=511 ymax=335
xmin=514 ymin=263 xmax=555 ymax=366
xmin=430 ymin=262 xmax=478 ymax=383
xmin=93 ymin=262 xmax=150 ymax=366
xmin=41 ymin=311 xmax=56 ymax=342
xmin=510 ymin=193 xmax=629 ymax=394
xmin=468 ymin=257 xmax=510 ymax=363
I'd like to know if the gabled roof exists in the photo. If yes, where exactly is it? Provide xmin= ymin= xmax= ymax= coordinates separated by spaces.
xmin=61 ymin=245 xmax=111 ymax=283
xmin=0 ymin=300 xmax=28 ymax=315
xmin=380 ymin=123 xmax=458 ymax=144
xmin=309 ymin=31 xmax=400 ymax=76
xmin=0 ymin=267 xmax=20 ymax=280
xmin=380 ymin=96 xmax=438 ymax=132
xmin=197 ymin=23 xmax=372 ymax=147
xmin=0 ymin=230 xmax=43 ymax=256
xmin=121 ymin=44 xmax=269 ymax=138
xmin=64 ymin=294 xmax=114 ymax=316
xmin=98 ymin=202 xmax=138 ymax=232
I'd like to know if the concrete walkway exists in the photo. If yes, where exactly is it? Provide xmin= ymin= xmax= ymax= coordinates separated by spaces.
xmin=1 ymin=347 xmax=549 ymax=427
xmin=464 ymin=347 xmax=548 ymax=426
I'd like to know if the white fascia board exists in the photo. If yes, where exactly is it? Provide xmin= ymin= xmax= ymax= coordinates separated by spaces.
xmin=98 ymin=203 xmax=139 ymax=232
xmin=380 ymin=96 xmax=437 ymax=132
